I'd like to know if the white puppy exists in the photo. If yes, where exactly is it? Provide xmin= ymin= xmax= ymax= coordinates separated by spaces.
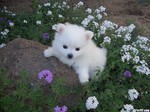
xmin=44 ymin=23 xmax=107 ymax=84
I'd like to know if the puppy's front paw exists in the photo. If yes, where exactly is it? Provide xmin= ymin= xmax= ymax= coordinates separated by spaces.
xmin=44 ymin=47 xmax=53 ymax=57
xmin=79 ymin=76 xmax=89 ymax=85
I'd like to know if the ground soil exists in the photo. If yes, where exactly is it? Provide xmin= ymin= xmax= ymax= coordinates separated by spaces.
xmin=0 ymin=0 xmax=150 ymax=37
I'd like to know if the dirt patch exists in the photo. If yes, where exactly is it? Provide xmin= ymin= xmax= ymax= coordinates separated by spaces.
xmin=0 ymin=0 xmax=150 ymax=37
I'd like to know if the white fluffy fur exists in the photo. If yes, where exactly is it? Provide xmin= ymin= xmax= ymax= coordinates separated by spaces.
xmin=44 ymin=23 xmax=107 ymax=84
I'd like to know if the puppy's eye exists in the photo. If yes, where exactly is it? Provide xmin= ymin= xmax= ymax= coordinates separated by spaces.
xmin=63 ymin=45 xmax=68 ymax=49
xmin=75 ymin=48 xmax=80 ymax=51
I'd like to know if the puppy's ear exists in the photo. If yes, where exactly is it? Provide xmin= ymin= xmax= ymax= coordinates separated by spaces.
xmin=85 ymin=31 xmax=94 ymax=41
xmin=56 ymin=23 xmax=65 ymax=33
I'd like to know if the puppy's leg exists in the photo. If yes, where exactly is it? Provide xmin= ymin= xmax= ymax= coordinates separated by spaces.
xmin=44 ymin=47 xmax=54 ymax=57
xmin=76 ymin=67 xmax=89 ymax=84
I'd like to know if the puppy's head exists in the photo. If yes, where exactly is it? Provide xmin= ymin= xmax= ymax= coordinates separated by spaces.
xmin=52 ymin=23 xmax=94 ymax=59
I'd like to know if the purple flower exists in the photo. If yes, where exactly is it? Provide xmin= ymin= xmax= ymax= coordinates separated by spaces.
xmin=0 ymin=18 xmax=4 ymax=22
xmin=7 ymin=20 xmax=12 ymax=23
xmin=54 ymin=105 xmax=68 ymax=112
xmin=123 ymin=70 xmax=132 ymax=77
xmin=42 ymin=32 xmax=49 ymax=40
xmin=38 ymin=70 xmax=53 ymax=83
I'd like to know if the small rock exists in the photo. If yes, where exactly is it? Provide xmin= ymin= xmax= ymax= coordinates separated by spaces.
xmin=0 ymin=38 xmax=81 ymax=107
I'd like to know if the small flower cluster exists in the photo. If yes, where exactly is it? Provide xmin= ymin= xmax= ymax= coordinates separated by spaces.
xmin=7 ymin=20 xmax=14 ymax=27
xmin=1 ymin=6 xmax=16 ymax=16
xmin=86 ymin=96 xmax=99 ymax=110
xmin=128 ymin=89 xmax=139 ymax=101
xmin=36 ymin=20 xmax=41 ymax=25
xmin=54 ymin=105 xmax=68 ymax=112
xmin=81 ymin=6 xmax=107 ymax=28
xmin=103 ymin=36 xmax=111 ymax=44
xmin=116 ymin=24 xmax=136 ymax=41
xmin=100 ymin=20 xmax=118 ymax=34
xmin=133 ymin=36 xmax=150 ymax=52
xmin=44 ymin=2 xmax=51 ymax=7
xmin=120 ymin=42 xmax=150 ymax=75
xmin=75 ymin=1 xmax=84 ymax=8
xmin=121 ymin=44 xmax=139 ymax=62
xmin=23 ymin=20 xmax=28 ymax=24
xmin=1 ymin=29 xmax=9 ymax=37
xmin=120 ymin=104 xmax=135 ymax=112
xmin=0 ymin=18 xmax=14 ymax=39
xmin=46 ymin=10 xmax=52 ymax=16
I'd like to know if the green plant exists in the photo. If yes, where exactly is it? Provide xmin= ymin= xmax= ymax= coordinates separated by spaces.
xmin=0 ymin=0 xmax=150 ymax=111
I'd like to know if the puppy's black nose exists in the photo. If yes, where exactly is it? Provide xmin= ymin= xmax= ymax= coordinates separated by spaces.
xmin=67 ymin=54 xmax=73 ymax=59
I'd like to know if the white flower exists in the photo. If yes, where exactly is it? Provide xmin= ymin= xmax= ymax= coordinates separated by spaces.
xmin=102 ymin=20 xmax=118 ymax=30
xmin=12 ymin=13 xmax=16 ymax=16
xmin=66 ymin=6 xmax=70 ymax=9
xmin=1 ymin=29 xmax=9 ymax=36
xmin=58 ymin=14 xmax=63 ymax=18
xmin=9 ymin=22 xmax=14 ymax=27
xmin=81 ymin=18 xmax=90 ymax=27
xmin=96 ymin=14 xmax=102 ymax=20
xmin=137 ymin=36 xmax=149 ymax=44
xmin=92 ymin=21 xmax=99 ymax=28
xmin=87 ymin=15 xmax=94 ymax=20
xmin=99 ymin=6 xmax=106 ymax=12
xmin=52 ymin=24 xmax=57 ymax=30
xmin=117 ymin=34 xmax=122 ymax=37
xmin=131 ymin=47 xmax=139 ymax=55
xmin=121 ymin=45 xmax=131 ymax=51
xmin=0 ymin=43 xmax=6 ymax=48
xmin=62 ymin=2 xmax=67 ymax=6
xmin=23 ymin=20 xmax=27 ymax=23
xmin=140 ymin=60 xmax=148 ymax=66
xmin=36 ymin=20 xmax=41 ymax=25
xmin=4 ymin=6 xmax=7 ymax=10
xmin=1 ymin=31 xmax=7 ymax=36
xmin=139 ymin=44 xmax=149 ymax=51
xmin=103 ymin=36 xmax=111 ymax=44
xmin=95 ymin=9 xmax=100 ymax=14
xmin=100 ymin=25 xmax=106 ymax=34
xmin=120 ymin=104 xmax=135 ymax=112
xmin=52 ymin=2 xmax=58 ymax=8
xmin=58 ymin=6 xmax=61 ymax=8
xmin=133 ymin=56 xmax=140 ymax=64
xmin=44 ymin=3 xmax=50 ymax=7
xmin=47 ymin=10 xmax=52 ymax=15
xmin=128 ymin=24 xmax=136 ymax=33
xmin=116 ymin=24 xmax=135 ymax=36
xmin=124 ymin=33 xmax=131 ymax=41
xmin=86 ymin=8 xmax=92 ymax=14
xmin=128 ymin=89 xmax=139 ymax=101
xmin=135 ymin=65 xmax=150 ymax=75
xmin=121 ymin=52 xmax=132 ymax=62
xmin=86 ymin=96 xmax=99 ymax=110
xmin=4 ymin=29 xmax=9 ymax=33
xmin=38 ymin=5 xmax=41 ymax=8
xmin=77 ymin=1 xmax=84 ymax=6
